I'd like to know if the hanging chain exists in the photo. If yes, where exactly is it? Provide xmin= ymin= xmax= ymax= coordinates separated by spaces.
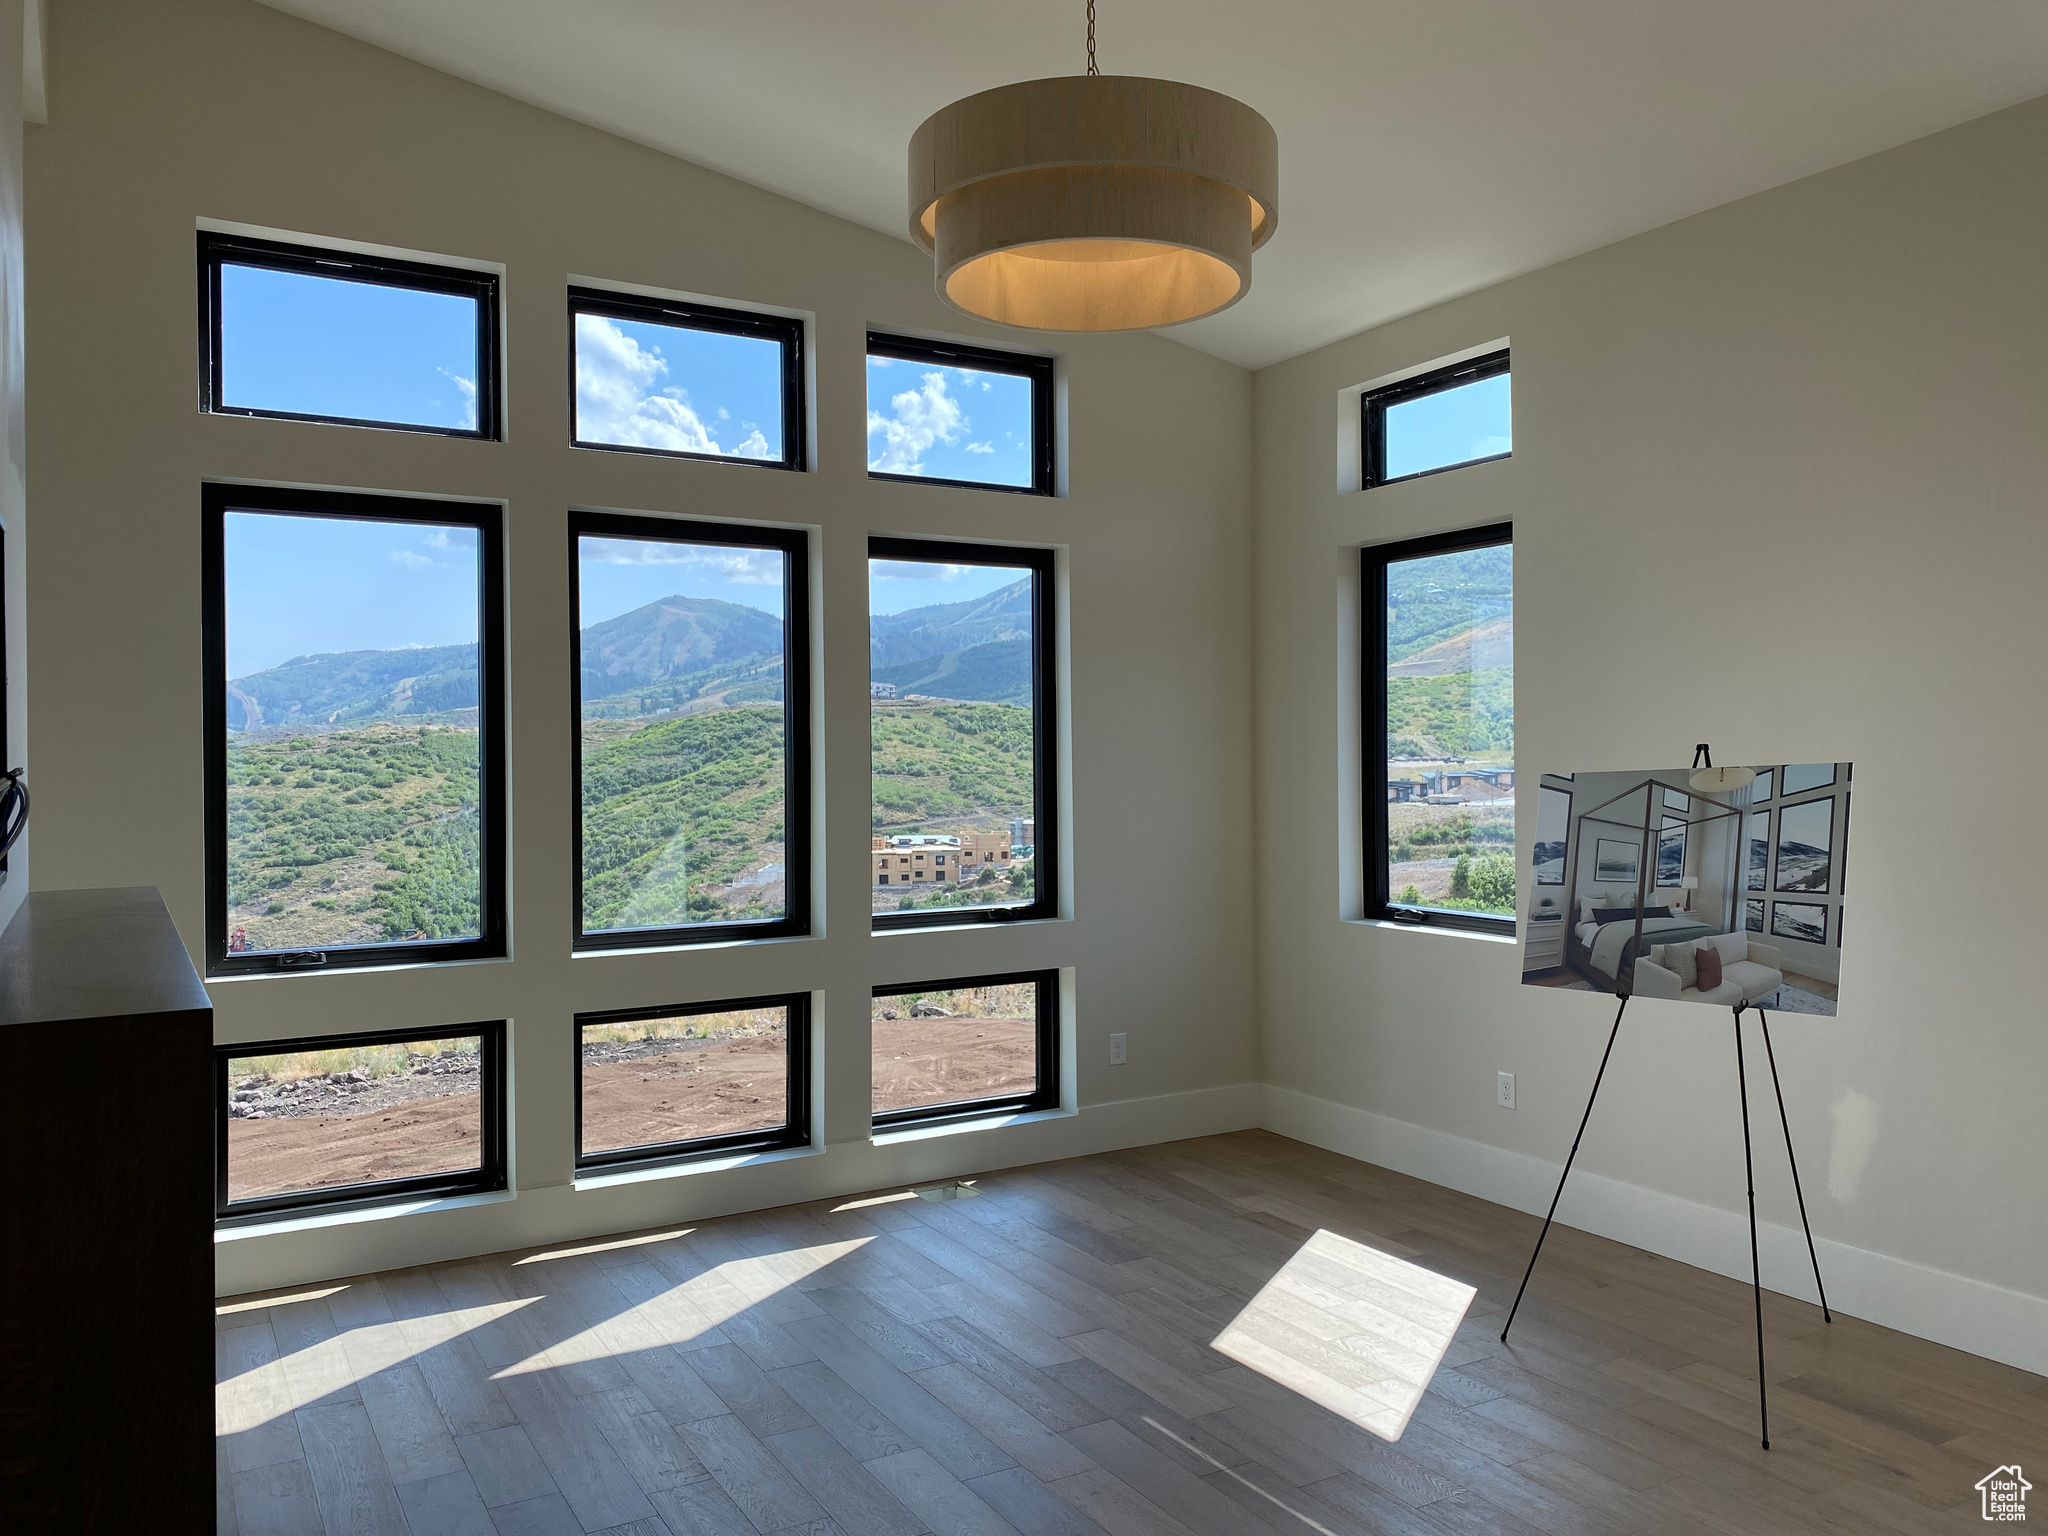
xmin=1086 ymin=0 xmax=1098 ymax=75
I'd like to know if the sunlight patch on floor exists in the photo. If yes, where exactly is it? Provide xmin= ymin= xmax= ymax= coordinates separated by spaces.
xmin=1210 ymin=1228 xmax=1475 ymax=1442
xmin=493 ymin=1236 xmax=872 ymax=1378
xmin=512 ymin=1227 xmax=699 ymax=1264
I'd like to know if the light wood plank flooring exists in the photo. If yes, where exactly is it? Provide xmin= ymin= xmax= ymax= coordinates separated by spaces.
xmin=217 ymin=1131 xmax=2046 ymax=1534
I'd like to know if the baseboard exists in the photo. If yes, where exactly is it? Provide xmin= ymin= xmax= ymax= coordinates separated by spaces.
xmin=214 ymin=1081 xmax=1261 ymax=1298
xmin=1259 ymin=1084 xmax=2048 ymax=1379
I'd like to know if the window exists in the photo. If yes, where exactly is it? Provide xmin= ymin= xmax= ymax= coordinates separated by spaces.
xmin=215 ymin=1022 xmax=506 ymax=1225
xmin=576 ymin=995 xmax=810 ymax=1170
xmin=866 ymin=333 xmax=1053 ymax=494
xmin=1366 ymin=525 xmax=1513 ymax=934
xmin=872 ymin=971 xmax=1057 ymax=1128
xmin=572 ymin=512 xmax=811 ymax=947
xmin=870 ymin=538 xmax=1056 ymax=929
xmin=1363 ymin=350 xmax=1510 ymax=487
xmin=1745 ymin=765 xmax=1849 ymax=953
xmin=200 ymin=232 xmax=499 ymax=438
xmin=203 ymin=486 xmax=506 ymax=975
xmin=570 ymin=287 xmax=805 ymax=470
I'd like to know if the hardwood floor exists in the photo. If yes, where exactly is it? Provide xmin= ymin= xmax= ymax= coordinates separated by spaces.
xmin=216 ymin=1131 xmax=2045 ymax=1535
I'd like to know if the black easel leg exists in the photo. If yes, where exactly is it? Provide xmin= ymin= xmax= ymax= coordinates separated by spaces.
xmin=1757 ymin=1006 xmax=1831 ymax=1323
xmin=1502 ymin=993 xmax=1628 ymax=1344
xmin=1734 ymin=1006 xmax=1770 ymax=1450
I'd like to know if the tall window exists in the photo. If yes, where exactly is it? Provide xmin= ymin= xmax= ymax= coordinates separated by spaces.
xmin=872 ymin=971 xmax=1057 ymax=1129
xmin=576 ymin=995 xmax=809 ymax=1171
xmin=869 ymin=538 xmax=1055 ymax=929
xmin=866 ymin=333 xmax=1054 ymax=495
xmin=1367 ymin=525 xmax=1514 ymax=934
xmin=1363 ymin=350 xmax=1510 ymax=487
xmin=215 ymin=1022 xmax=506 ymax=1224
xmin=573 ymin=512 xmax=810 ymax=947
xmin=570 ymin=287 xmax=805 ymax=470
xmin=203 ymin=486 xmax=506 ymax=975
xmin=200 ymin=232 xmax=500 ymax=438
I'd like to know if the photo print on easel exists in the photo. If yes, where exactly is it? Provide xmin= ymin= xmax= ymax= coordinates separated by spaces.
xmin=1521 ymin=764 xmax=1851 ymax=1016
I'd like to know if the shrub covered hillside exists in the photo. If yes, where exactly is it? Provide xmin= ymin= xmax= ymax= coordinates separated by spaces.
xmin=870 ymin=700 xmax=1033 ymax=828
xmin=224 ymin=723 xmax=481 ymax=949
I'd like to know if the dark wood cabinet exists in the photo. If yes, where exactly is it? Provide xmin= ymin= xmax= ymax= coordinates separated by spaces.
xmin=0 ymin=888 xmax=213 ymax=1534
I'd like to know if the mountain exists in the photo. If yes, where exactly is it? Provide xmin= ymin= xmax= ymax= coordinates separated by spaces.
xmin=869 ymin=579 xmax=1031 ymax=670
xmin=580 ymin=595 xmax=784 ymax=697
xmin=871 ymin=637 xmax=1032 ymax=705
xmin=1386 ymin=545 xmax=1511 ymax=663
xmin=1388 ymin=614 xmax=1513 ymax=679
xmin=226 ymin=643 xmax=477 ymax=733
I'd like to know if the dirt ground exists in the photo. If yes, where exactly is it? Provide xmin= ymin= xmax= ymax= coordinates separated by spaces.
xmin=581 ymin=1033 xmax=789 ymax=1153
xmin=872 ymin=1013 xmax=1035 ymax=1113
xmin=226 ymin=1015 xmax=1040 ymax=1197
xmin=226 ymin=1092 xmax=482 ymax=1201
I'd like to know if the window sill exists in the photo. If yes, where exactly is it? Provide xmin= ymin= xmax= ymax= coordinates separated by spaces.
xmin=214 ymin=1187 xmax=515 ymax=1243
xmin=573 ymin=1141 xmax=823 ymax=1191
xmin=873 ymin=911 xmax=1071 ymax=938
xmin=1346 ymin=917 xmax=1518 ymax=945
xmin=871 ymin=1103 xmax=1075 ymax=1147
xmin=573 ymin=930 xmax=821 ymax=959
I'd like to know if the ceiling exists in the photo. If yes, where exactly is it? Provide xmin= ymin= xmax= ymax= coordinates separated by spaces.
xmin=257 ymin=0 xmax=2048 ymax=370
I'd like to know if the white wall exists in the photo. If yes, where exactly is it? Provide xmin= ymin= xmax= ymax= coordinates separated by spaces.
xmin=0 ymin=0 xmax=25 ymax=933
xmin=1255 ymin=95 xmax=2048 ymax=1372
xmin=24 ymin=2 xmax=1257 ymax=1294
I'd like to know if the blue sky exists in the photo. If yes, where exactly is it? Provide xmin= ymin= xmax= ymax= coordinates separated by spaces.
xmin=866 ymin=358 xmax=1033 ymax=487
xmin=225 ymin=514 xmax=479 ymax=679
xmin=1384 ymin=373 xmax=1512 ymax=480
xmin=870 ymin=558 xmax=1027 ymax=616
xmin=220 ymin=265 xmax=479 ymax=430
xmin=580 ymin=536 xmax=785 ymax=625
xmin=575 ymin=313 xmax=781 ymax=457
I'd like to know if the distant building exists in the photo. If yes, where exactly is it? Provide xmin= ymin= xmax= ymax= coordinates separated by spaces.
xmin=1008 ymin=816 xmax=1035 ymax=852
xmin=1418 ymin=767 xmax=1514 ymax=804
xmin=872 ymin=830 xmax=1014 ymax=886
xmin=1389 ymin=779 xmax=1422 ymax=803
xmin=870 ymin=681 xmax=897 ymax=700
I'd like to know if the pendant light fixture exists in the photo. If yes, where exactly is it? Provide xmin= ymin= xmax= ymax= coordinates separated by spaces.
xmin=908 ymin=1 xmax=1278 ymax=332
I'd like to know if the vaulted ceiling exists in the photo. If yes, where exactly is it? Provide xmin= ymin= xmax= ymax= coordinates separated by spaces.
xmin=259 ymin=0 xmax=2048 ymax=369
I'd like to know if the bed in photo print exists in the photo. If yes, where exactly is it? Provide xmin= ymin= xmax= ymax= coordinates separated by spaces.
xmin=1521 ymin=764 xmax=1850 ymax=1016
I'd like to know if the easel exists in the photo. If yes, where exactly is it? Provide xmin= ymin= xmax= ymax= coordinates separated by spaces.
xmin=1502 ymin=755 xmax=1832 ymax=1450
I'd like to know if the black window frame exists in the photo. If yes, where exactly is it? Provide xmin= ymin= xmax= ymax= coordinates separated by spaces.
xmin=570 ymin=510 xmax=813 ymax=950
xmin=202 ymin=483 xmax=509 ymax=977
xmin=869 ymin=535 xmax=1057 ymax=932
xmin=570 ymin=286 xmax=807 ymax=472
xmin=872 ymin=968 xmax=1059 ymax=1130
xmin=1365 ymin=523 xmax=1515 ymax=937
xmin=1362 ymin=349 xmax=1510 ymax=489
xmin=866 ymin=332 xmax=1055 ymax=496
xmin=214 ymin=1020 xmax=507 ymax=1227
xmin=199 ymin=231 xmax=502 ymax=440
xmin=574 ymin=992 xmax=812 ymax=1173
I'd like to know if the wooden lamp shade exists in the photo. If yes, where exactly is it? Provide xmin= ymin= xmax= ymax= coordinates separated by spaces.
xmin=909 ymin=75 xmax=1279 ymax=332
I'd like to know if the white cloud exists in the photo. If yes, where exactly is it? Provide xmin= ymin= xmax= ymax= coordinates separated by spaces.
xmin=717 ymin=407 xmax=731 ymax=420
xmin=422 ymin=529 xmax=453 ymax=549
xmin=389 ymin=549 xmax=433 ymax=570
xmin=965 ymin=440 xmax=994 ymax=455
xmin=575 ymin=314 xmax=765 ymax=458
xmin=437 ymin=367 xmax=478 ymax=430
xmin=871 ymin=560 xmax=972 ymax=583
xmin=582 ymin=539 xmax=783 ymax=585
xmin=867 ymin=370 xmax=966 ymax=475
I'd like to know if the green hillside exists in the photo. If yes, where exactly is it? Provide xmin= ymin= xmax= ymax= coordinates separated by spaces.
xmin=1388 ymin=666 xmax=1513 ymax=760
xmin=580 ymin=594 xmax=783 ymax=699
xmin=869 ymin=578 xmax=1031 ymax=668
xmin=871 ymin=637 xmax=1031 ymax=704
xmin=1386 ymin=545 xmax=1511 ymax=663
xmin=226 ymin=643 xmax=477 ymax=732
xmin=871 ymin=700 xmax=1033 ymax=827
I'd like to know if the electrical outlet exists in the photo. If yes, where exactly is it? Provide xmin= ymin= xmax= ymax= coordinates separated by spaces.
xmin=1497 ymin=1071 xmax=1516 ymax=1109
xmin=1109 ymin=1032 xmax=1127 ymax=1065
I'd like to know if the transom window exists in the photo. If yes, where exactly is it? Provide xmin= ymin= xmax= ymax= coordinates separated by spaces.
xmin=571 ymin=287 xmax=805 ymax=470
xmin=1363 ymin=350 xmax=1510 ymax=487
xmin=1367 ymin=525 xmax=1514 ymax=934
xmin=200 ymin=231 xmax=500 ymax=438
xmin=203 ymin=485 xmax=507 ymax=975
xmin=866 ymin=332 xmax=1053 ymax=494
